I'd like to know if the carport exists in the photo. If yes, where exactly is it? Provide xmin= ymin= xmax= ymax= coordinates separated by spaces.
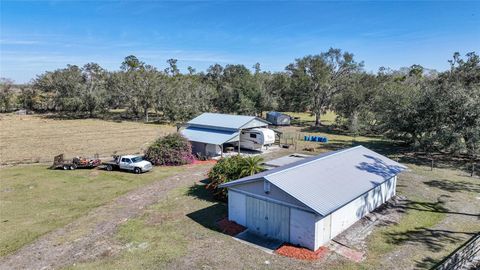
xmin=180 ymin=113 xmax=270 ymax=157
xmin=181 ymin=126 xmax=239 ymax=157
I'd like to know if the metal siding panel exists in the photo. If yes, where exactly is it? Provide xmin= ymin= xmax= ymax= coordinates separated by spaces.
xmin=230 ymin=181 xmax=310 ymax=209
xmin=228 ymin=191 xmax=246 ymax=226
xmin=265 ymin=146 xmax=407 ymax=216
xmin=246 ymin=196 xmax=289 ymax=242
xmin=290 ymin=208 xmax=316 ymax=250
xmin=187 ymin=113 xmax=269 ymax=130
xmin=221 ymin=146 xmax=406 ymax=217
xmin=314 ymin=215 xmax=332 ymax=249
xmin=181 ymin=127 xmax=239 ymax=145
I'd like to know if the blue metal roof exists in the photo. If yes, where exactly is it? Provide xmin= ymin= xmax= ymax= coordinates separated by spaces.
xmin=220 ymin=146 xmax=407 ymax=216
xmin=181 ymin=126 xmax=239 ymax=145
xmin=187 ymin=113 xmax=270 ymax=131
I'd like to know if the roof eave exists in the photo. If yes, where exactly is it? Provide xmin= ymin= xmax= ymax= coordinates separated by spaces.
xmin=218 ymin=177 xmax=265 ymax=188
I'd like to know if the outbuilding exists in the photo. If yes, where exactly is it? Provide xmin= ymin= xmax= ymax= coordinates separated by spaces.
xmin=266 ymin=111 xmax=291 ymax=126
xmin=180 ymin=113 xmax=271 ymax=157
xmin=219 ymin=146 xmax=407 ymax=251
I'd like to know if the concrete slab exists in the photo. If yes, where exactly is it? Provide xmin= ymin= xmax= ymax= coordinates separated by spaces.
xmin=234 ymin=230 xmax=284 ymax=254
xmin=212 ymin=145 xmax=282 ymax=160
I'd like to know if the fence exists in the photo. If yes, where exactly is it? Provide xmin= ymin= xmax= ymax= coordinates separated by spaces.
xmin=434 ymin=232 xmax=480 ymax=270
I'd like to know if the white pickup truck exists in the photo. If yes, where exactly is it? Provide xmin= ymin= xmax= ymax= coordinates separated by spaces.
xmin=103 ymin=155 xmax=153 ymax=174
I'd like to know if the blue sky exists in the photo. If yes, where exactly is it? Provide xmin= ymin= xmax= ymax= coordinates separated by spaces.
xmin=1 ymin=1 xmax=479 ymax=83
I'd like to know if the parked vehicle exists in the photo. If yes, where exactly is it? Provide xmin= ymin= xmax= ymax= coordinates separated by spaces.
xmin=102 ymin=155 xmax=153 ymax=174
xmin=238 ymin=128 xmax=276 ymax=151
xmin=50 ymin=154 xmax=101 ymax=170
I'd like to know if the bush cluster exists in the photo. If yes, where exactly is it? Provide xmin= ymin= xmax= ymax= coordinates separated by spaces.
xmin=207 ymin=155 xmax=264 ymax=201
xmin=144 ymin=133 xmax=194 ymax=166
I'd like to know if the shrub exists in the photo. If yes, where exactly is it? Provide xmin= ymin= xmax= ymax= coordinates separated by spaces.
xmin=207 ymin=155 xmax=264 ymax=201
xmin=144 ymin=133 xmax=194 ymax=166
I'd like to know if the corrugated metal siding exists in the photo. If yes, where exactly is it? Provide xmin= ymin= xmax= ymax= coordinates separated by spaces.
xmin=329 ymin=176 xmax=397 ymax=238
xmin=219 ymin=150 xmax=341 ymax=187
xmin=222 ymin=146 xmax=406 ymax=216
xmin=228 ymin=190 xmax=246 ymax=226
xmin=263 ymin=154 xmax=310 ymax=168
xmin=265 ymin=146 xmax=406 ymax=216
xmin=246 ymin=196 xmax=290 ymax=242
xmin=180 ymin=126 xmax=238 ymax=145
xmin=290 ymin=208 xmax=316 ymax=250
xmin=231 ymin=181 xmax=310 ymax=209
xmin=187 ymin=113 xmax=269 ymax=130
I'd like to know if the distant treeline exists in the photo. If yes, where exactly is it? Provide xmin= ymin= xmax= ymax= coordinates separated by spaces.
xmin=0 ymin=49 xmax=479 ymax=160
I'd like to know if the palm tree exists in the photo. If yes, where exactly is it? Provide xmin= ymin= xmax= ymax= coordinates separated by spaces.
xmin=240 ymin=156 xmax=265 ymax=177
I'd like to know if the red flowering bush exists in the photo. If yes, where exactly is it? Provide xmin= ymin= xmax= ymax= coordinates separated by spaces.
xmin=144 ymin=133 xmax=194 ymax=166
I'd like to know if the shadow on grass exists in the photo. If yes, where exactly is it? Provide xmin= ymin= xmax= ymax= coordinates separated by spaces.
xmin=414 ymin=256 xmax=441 ymax=269
xmin=186 ymin=203 xmax=227 ymax=231
xmin=39 ymin=111 xmax=170 ymax=125
xmin=394 ymin=196 xmax=480 ymax=218
xmin=185 ymin=181 xmax=228 ymax=232
xmin=385 ymin=227 xmax=475 ymax=252
xmin=424 ymin=179 xmax=480 ymax=193
xmin=185 ymin=181 xmax=217 ymax=203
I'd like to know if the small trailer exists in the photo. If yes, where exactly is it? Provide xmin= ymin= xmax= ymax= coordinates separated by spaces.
xmin=237 ymin=128 xmax=276 ymax=151
xmin=50 ymin=154 xmax=102 ymax=170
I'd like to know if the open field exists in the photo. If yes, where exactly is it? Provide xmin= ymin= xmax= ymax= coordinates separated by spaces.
xmin=0 ymin=114 xmax=175 ymax=165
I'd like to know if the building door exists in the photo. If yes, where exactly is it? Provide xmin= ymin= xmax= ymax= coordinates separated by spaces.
xmin=245 ymin=196 xmax=290 ymax=242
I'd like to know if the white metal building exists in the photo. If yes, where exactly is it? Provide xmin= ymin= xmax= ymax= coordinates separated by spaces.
xmin=219 ymin=146 xmax=407 ymax=250
xmin=180 ymin=113 xmax=271 ymax=156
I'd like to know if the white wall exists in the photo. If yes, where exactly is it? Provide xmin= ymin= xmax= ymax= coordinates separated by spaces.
xmin=329 ymin=176 xmax=397 ymax=238
xmin=289 ymin=208 xmax=316 ymax=250
xmin=228 ymin=176 xmax=397 ymax=251
xmin=228 ymin=190 xmax=246 ymax=226
xmin=314 ymin=214 xmax=332 ymax=249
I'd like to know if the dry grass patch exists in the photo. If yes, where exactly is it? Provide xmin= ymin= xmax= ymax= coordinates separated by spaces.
xmin=0 ymin=114 xmax=175 ymax=165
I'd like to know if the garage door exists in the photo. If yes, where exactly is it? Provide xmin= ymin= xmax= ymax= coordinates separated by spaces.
xmin=246 ymin=196 xmax=290 ymax=242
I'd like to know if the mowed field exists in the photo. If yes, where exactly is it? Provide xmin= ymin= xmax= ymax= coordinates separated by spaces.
xmin=0 ymin=114 xmax=175 ymax=165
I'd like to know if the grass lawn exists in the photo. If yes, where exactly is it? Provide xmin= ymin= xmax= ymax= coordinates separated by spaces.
xmin=0 ymin=165 xmax=185 ymax=256
xmin=0 ymin=114 xmax=175 ymax=165
xmin=284 ymin=111 xmax=337 ymax=126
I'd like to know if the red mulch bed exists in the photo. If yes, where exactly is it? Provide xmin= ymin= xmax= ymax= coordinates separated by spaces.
xmin=217 ymin=218 xmax=246 ymax=236
xmin=275 ymin=243 xmax=329 ymax=261
xmin=192 ymin=159 xmax=218 ymax=165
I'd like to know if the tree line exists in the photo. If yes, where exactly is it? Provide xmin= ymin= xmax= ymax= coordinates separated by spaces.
xmin=1 ymin=49 xmax=479 ymax=162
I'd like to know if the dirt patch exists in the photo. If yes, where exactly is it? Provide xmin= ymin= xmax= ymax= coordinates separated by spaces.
xmin=217 ymin=218 xmax=246 ymax=236
xmin=191 ymin=159 xmax=218 ymax=165
xmin=275 ymin=244 xmax=329 ymax=261
xmin=329 ymin=242 xmax=364 ymax=262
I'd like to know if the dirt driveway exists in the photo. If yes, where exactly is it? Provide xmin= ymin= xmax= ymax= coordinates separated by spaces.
xmin=0 ymin=164 xmax=213 ymax=270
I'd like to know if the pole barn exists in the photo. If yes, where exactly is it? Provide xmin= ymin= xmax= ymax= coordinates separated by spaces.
xmin=220 ymin=146 xmax=407 ymax=251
